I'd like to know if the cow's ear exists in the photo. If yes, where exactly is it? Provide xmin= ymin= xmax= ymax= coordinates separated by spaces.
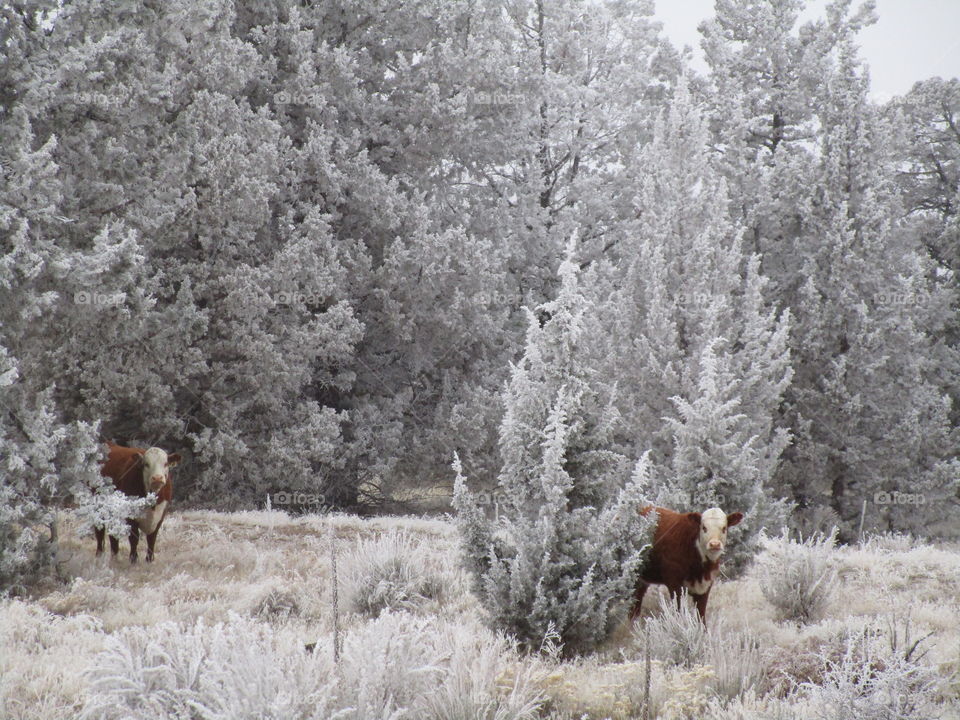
xmin=167 ymin=453 xmax=182 ymax=467
xmin=686 ymin=512 xmax=702 ymax=527
xmin=727 ymin=512 xmax=744 ymax=527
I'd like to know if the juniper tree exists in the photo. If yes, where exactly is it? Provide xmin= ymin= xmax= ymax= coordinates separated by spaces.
xmin=0 ymin=57 xmax=140 ymax=590
xmin=778 ymin=40 xmax=959 ymax=536
xmin=601 ymin=80 xmax=794 ymax=568
xmin=453 ymin=245 xmax=656 ymax=656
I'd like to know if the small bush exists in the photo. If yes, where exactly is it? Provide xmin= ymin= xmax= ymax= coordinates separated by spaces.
xmin=644 ymin=592 xmax=708 ymax=667
xmin=343 ymin=530 xmax=450 ymax=617
xmin=702 ymin=690 xmax=803 ymax=720
xmin=755 ymin=530 xmax=838 ymax=623
xmin=247 ymin=583 xmax=301 ymax=619
xmin=452 ymin=253 xmax=656 ymax=656
xmin=798 ymin=627 xmax=942 ymax=720
xmin=0 ymin=600 xmax=105 ymax=720
xmin=639 ymin=593 xmax=763 ymax=702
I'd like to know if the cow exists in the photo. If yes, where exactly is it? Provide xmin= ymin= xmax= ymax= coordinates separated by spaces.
xmin=95 ymin=442 xmax=181 ymax=563
xmin=630 ymin=506 xmax=743 ymax=624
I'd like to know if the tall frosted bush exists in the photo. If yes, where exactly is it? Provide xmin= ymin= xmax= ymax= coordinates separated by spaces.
xmin=454 ymin=247 xmax=656 ymax=656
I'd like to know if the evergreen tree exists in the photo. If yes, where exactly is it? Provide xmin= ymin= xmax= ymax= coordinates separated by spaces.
xmin=892 ymin=78 xmax=960 ymax=429
xmin=779 ymin=40 xmax=958 ymax=536
xmin=0 ymin=5 xmax=139 ymax=589
xmin=699 ymin=0 xmax=958 ymax=536
xmin=601 ymin=80 xmax=794 ymax=567
xmin=453 ymin=244 xmax=655 ymax=655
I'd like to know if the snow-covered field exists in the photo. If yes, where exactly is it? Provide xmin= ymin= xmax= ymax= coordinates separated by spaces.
xmin=3 ymin=510 xmax=959 ymax=719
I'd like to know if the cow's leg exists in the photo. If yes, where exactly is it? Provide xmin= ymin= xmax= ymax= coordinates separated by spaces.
xmin=630 ymin=581 xmax=649 ymax=621
xmin=692 ymin=589 xmax=710 ymax=624
xmin=109 ymin=535 xmax=120 ymax=557
xmin=128 ymin=521 xmax=140 ymax=563
xmin=145 ymin=517 xmax=164 ymax=562
xmin=668 ymin=586 xmax=683 ymax=612
xmin=95 ymin=527 xmax=105 ymax=556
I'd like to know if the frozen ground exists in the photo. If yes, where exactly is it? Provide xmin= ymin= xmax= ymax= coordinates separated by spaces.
xmin=2 ymin=510 xmax=959 ymax=719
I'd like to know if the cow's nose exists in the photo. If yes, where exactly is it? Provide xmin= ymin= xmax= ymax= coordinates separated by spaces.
xmin=708 ymin=540 xmax=722 ymax=551
xmin=150 ymin=477 xmax=165 ymax=491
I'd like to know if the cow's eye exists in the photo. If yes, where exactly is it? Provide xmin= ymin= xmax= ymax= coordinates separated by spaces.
xmin=701 ymin=525 xmax=706 ymax=532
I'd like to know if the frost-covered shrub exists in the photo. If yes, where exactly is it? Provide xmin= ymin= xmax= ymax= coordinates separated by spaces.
xmin=798 ymin=629 xmax=943 ymax=720
xmin=702 ymin=691 xmax=803 ymax=720
xmin=339 ymin=611 xmax=544 ymax=720
xmin=659 ymin=665 xmax=715 ymax=720
xmin=343 ymin=530 xmax=449 ymax=617
xmin=755 ymin=530 xmax=838 ymax=623
xmin=81 ymin=614 xmax=337 ymax=720
xmin=706 ymin=624 xmax=765 ymax=701
xmin=858 ymin=531 xmax=917 ymax=554
xmin=81 ymin=611 xmax=543 ymax=720
xmin=247 ymin=584 xmax=301 ymax=619
xmin=644 ymin=593 xmax=709 ymax=667
xmin=454 ymin=251 xmax=656 ymax=656
xmin=0 ymin=599 xmax=105 ymax=720
xmin=0 ymin=380 xmax=103 ymax=593
xmin=641 ymin=593 xmax=763 ymax=701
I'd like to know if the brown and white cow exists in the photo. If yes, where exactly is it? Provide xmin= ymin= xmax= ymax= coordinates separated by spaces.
xmin=630 ymin=506 xmax=743 ymax=624
xmin=95 ymin=442 xmax=181 ymax=563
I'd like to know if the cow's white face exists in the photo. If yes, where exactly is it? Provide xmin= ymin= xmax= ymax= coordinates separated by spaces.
xmin=140 ymin=447 xmax=179 ymax=494
xmin=696 ymin=507 xmax=744 ymax=562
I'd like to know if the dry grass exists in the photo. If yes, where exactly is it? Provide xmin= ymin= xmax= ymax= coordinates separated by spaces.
xmin=3 ymin=512 xmax=959 ymax=719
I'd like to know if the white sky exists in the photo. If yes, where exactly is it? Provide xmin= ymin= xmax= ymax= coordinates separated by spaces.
xmin=653 ymin=0 xmax=960 ymax=101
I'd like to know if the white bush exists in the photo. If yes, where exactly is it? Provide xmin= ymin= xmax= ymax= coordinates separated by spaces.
xmin=755 ymin=530 xmax=838 ymax=623
xmin=343 ymin=530 xmax=451 ymax=617
xmin=80 ymin=614 xmax=337 ymax=720
xmin=638 ymin=593 xmax=764 ymax=701
xmin=702 ymin=690 xmax=804 ymax=720
xmin=798 ymin=628 xmax=943 ymax=720
xmin=453 ymin=251 xmax=657 ymax=656
xmin=0 ymin=600 xmax=105 ymax=720
xmin=74 ymin=479 xmax=156 ymax=541
xmin=644 ymin=592 xmax=709 ymax=667
xmin=81 ymin=610 xmax=543 ymax=720
xmin=340 ymin=611 xmax=543 ymax=720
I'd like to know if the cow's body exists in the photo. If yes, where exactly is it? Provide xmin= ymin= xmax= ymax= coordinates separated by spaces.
xmin=630 ymin=506 xmax=743 ymax=624
xmin=95 ymin=443 xmax=180 ymax=563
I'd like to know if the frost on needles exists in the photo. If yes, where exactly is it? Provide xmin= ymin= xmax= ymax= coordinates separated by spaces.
xmin=453 ymin=244 xmax=656 ymax=656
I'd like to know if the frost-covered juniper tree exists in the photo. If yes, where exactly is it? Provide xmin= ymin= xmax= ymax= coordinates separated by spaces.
xmin=778 ymin=39 xmax=959 ymax=537
xmin=601 ymin=80 xmax=794 ymax=570
xmin=453 ymin=245 xmax=656 ymax=656
xmin=0 ymin=103 xmax=141 ymax=591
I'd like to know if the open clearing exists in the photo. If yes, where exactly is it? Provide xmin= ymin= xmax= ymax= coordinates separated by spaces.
xmin=3 ymin=510 xmax=959 ymax=719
